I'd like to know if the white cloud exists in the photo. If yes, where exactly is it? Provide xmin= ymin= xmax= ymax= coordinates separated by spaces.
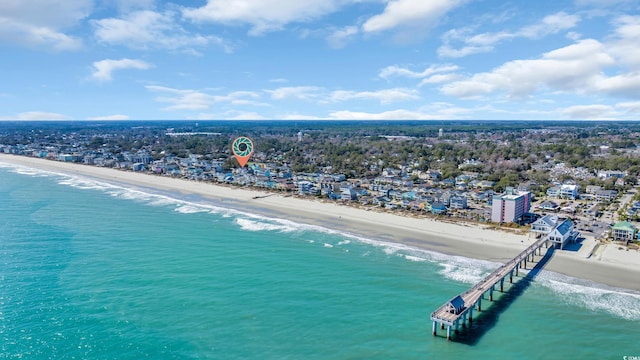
xmin=379 ymin=64 xmax=459 ymax=80
xmin=575 ymin=0 xmax=635 ymax=7
xmin=1 ymin=111 xmax=69 ymax=120
xmin=0 ymin=0 xmax=90 ymax=50
xmin=182 ymin=0 xmax=341 ymax=35
xmin=91 ymin=59 xmax=152 ymax=82
xmin=86 ymin=114 xmax=130 ymax=120
xmin=616 ymin=101 xmax=640 ymax=113
xmin=146 ymin=86 xmax=267 ymax=111
xmin=560 ymin=105 xmax=618 ymax=119
xmin=224 ymin=111 xmax=268 ymax=120
xmin=608 ymin=16 xmax=640 ymax=70
xmin=439 ymin=12 xmax=581 ymax=58
xmin=519 ymin=12 xmax=581 ymax=38
xmin=327 ymin=26 xmax=358 ymax=48
xmin=281 ymin=114 xmax=326 ymax=120
xmin=418 ymin=73 xmax=460 ymax=86
xmin=213 ymin=91 xmax=270 ymax=106
xmin=93 ymin=10 xmax=229 ymax=52
xmin=330 ymin=88 xmax=419 ymax=104
xmin=147 ymin=86 xmax=214 ymax=110
xmin=328 ymin=109 xmax=445 ymax=120
xmin=441 ymin=39 xmax=616 ymax=98
xmin=281 ymin=103 xmax=478 ymax=120
xmin=266 ymin=86 xmax=324 ymax=101
xmin=362 ymin=0 xmax=464 ymax=33
xmin=266 ymin=86 xmax=419 ymax=104
xmin=194 ymin=111 xmax=267 ymax=120
xmin=0 ymin=21 xmax=82 ymax=50
xmin=440 ymin=16 xmax=640 ymax=101
xmin=0 ymin=0 xmax=92 ymax=28
xmin=113 ymin=0 xmax=155 ymax=12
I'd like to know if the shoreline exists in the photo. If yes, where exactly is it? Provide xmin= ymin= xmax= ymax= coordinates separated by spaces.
xmin=2 ymin=153 xmax=639 ymax=292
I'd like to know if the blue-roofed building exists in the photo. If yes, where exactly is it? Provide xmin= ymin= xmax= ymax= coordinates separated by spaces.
xmin=530 ymin=214 xmax=558 ymax=237
xmin=401 ymin=191 xmax=418 ymax=201
xmin=449 ymin=195 xmax=468 ymax=210
xmin=560 ymin=184 xmax=578 ymax=200
xmin=547 ymin=219 xmax=579 ymax=250
xmin=546 ymin=186 xmax=561 ymax=198
xmin=430 ymin=202 xmax=447 ymax=215
xmin=447 ymin=295 xmax=465 ymax=315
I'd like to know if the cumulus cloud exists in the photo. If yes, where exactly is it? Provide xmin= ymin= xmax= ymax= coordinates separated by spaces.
xmin=194 ymin=111 xmax=267 ymax=120
xmin=146 ymin=86 xmax=267 ymax=111
xmin=266 ymin=86 xmax=324 ymax=101
xmin=327 ymin=26 xmax=358 ymax=48
xmin=1 ymin=111 xmax=69 ymax=120
xmin=379 ymin=64 xmax=459 ymax=80
xmin=266 ymin=86 xmax=419 ymax=104
xmin=362 ymin=0 xmax=464 ymax=33
xmin=0 ymin=0 xmax=91 ymax=28
xmin=440 ymin=15 xmax=640 ymax=101
xmin=0 ymin=0 xmax=90 ymax=50
xmin=607 ymin=16 xmax=640 ymax=70
xmin=328 ymin=108 xmax=462 ymax=120
xmin=616 ymin=101 xmax=640 ymax=113
xmin=93 ymin=10 xmax=229 ymax=52
xmin=441 ymin=39 xmax=617 ymax=98
xmin=560 ymin=105 xmax=618 ymax=119
xmin=329 ymin=88 xmax=420 ymax=104
xmin=182 ymin=0 xmax=341 ymax=35
xmin=439 ymin=12 xmax=581 ymax=58
xmin=86 ymin=114 xmax=130 ymax=120
xmin=282 ymin=103 xmax=475 ymax=120
xmin=91 ymin=59 xmax=152 ymax=82
xmin=113 ymin=0 xmax=155 ymax=12
xmin=0 ymin=21 xmax=82 ymax=50
xmin=418 ymin=73 xmax=460 ymax=86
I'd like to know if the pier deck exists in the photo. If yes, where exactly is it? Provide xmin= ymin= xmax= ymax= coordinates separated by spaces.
xmin=430 ymin=236 xmax=550 ymax=340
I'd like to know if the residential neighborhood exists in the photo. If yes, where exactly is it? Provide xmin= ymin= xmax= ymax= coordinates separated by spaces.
xmin=2 ymin=120 xmax=640 ymax=246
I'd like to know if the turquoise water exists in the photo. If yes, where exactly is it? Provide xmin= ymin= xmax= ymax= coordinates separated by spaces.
xmin=1 ymin=164 xmax=639 ymax=359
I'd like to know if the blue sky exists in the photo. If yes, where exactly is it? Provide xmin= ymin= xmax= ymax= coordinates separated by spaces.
xmin=0 ymin=0 xmax=639 ymax=121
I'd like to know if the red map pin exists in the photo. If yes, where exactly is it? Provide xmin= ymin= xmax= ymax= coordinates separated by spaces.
xmin=232 ymin=136 xmax=254 ymax=168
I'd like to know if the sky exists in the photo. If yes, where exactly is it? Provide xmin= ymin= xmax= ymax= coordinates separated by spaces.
xmin=0 ymin=0 xmax=639 ymax=121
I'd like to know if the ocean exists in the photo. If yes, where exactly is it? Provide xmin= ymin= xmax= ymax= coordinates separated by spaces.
xmin=1 ymin=163 xmax=639 ymax=359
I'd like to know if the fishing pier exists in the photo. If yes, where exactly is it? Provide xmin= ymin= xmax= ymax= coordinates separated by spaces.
xmin=430 ymin=236 xmax=551 ymax=341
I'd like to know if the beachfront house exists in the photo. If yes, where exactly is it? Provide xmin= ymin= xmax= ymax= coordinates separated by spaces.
xmin=449 ymin=195 xmax=468 ymax=210
xmin=595 ymin=190 xmax=618 ymax=202
xmin=585 ymin=185 xmax=602 ymax=195
xmin=530 ymin=215 xmax=559 ymax=237
xmin=560 ymin=184 xmax=578 ymax=200
xmin=547 ymin=219 xmax=578 ymax=250
xmin=546 ymin=186 xmax=560 ymax=198
xmin=611 ymin=221 xmax=637 ymax=243
xmin=539 ymin=201 xmax=559 ymax=211
xmin=430 ymin=202 xmax=447 ymax=215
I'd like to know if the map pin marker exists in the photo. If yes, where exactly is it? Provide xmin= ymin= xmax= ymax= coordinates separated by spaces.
xmin=232 ymin=136 xmax=254 ymax=168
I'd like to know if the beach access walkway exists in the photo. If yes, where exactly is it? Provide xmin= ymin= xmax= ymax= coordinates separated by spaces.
xmin=430 ymin=236 xmax=550 ymax=341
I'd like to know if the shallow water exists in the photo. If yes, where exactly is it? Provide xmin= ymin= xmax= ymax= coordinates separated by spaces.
xmin=1 ymin=164 xmax=639 ymax=359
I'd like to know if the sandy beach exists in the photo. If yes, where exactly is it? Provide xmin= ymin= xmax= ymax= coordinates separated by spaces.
xmin=2 ymin=153 xmax=639 ymax=291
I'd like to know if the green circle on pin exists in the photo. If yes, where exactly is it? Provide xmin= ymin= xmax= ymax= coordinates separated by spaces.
xmin=232 ymin=136 xmax=254 ymax=167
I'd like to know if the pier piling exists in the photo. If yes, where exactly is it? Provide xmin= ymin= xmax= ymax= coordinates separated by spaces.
xmin=430 ymin=237 xmax=550 ymax=341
